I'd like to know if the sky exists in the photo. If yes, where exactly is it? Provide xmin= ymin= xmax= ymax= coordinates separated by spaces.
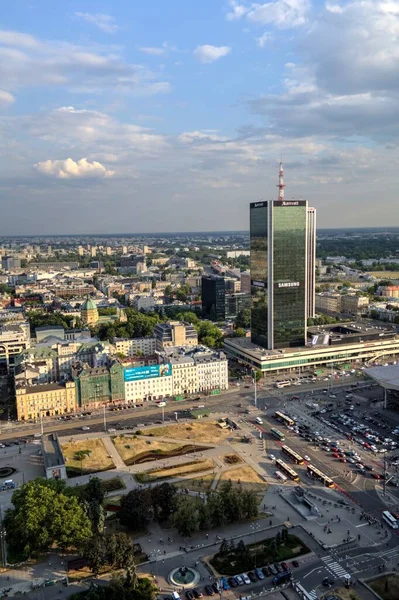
xmin=0 ymin=0 xmax=398 ymax=234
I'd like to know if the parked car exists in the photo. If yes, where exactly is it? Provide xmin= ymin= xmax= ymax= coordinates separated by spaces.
xmin=234 ymin=576 xmax=244 ymax=586
xmin=281 ymin=562 xmax=289 ymax=571
xmin=255 ymin=568 xmax=265 ymax=580
xmin=227 ymin=577 xmax=237 ymax=588
xmin=291 ymin=560 xmax=299 ymax=568
xmin=248 ymin=572 xmax=257 ymax=583
xmin=185 ymin=591 xmax=194 ymax=600
xmin=241 ymin=574 xmax=251 ymax=585
xmin=261 ymin=566 xmax=271 ymax=577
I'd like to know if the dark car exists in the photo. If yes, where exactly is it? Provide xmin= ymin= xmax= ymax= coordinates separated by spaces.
xmin=274 ymin=563 xmax=282 ymax=573
xmin=193 ymin=589 xmax=203 ymax=598
xmin=262 ymin=566 xmax=271 ymax=576
xmin=227 ymin=578 xmax=237 ymax=588
xmin=211 ymin=583 xmax=219 ymax=594
xmin=322 ymin=577 xmax=335 ymax=587
xmin=204 ymin=586 xmax=214 ymax=596
xmin=248 ymin=572 xmax=257 ymax=583
xmin=291 ymin=560 xmax=299 ymax=568
xmin=185 ymin=591 xmax=195 ymax=600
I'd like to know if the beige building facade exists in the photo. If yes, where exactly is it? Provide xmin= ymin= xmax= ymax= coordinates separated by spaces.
xmin=16 ymin=381 xmax=76 ymax=421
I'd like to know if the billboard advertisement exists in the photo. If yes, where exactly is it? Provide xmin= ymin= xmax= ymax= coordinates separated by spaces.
xmin=124 ymin=363 xmax=172 ymax=382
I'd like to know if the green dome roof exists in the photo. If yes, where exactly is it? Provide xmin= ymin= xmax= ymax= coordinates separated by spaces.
xmin=81 ymin=297 xmax=97 ymax=311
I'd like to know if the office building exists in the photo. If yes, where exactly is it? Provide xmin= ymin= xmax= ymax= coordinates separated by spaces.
xmin=341 ymin=294 xmax=369 ymax=316
xmin=225 ymin=292 xmax=251 ymax=319
xmin=306 ymin=207 xmax=316 ymax=319
xmin=315 ymin=293 xmax=341 ymax=315
xmin=240 ymin=271 xmax=251 ymax=294
xmin=250 ymin=163 xmax=315 ymax=350
xmin=201 ymin=275 xmax=226 ymax=320
xmin=154 ymin=321 xmax=198 ymax=351
xmin=1 ymin=256 xmax=21 ymax=271
xmin=0 ymin=321 xmax=31 ymax=373
xmin=124 ymin=362 xmax=173 ymax=403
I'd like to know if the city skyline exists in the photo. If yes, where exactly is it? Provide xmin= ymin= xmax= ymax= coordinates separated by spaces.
xmin=1 ymin=1 xmax=398 ymax=234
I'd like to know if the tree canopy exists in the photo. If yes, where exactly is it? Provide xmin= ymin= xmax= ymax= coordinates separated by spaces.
xmin=4 ymin=479 xmax=91 ymax=557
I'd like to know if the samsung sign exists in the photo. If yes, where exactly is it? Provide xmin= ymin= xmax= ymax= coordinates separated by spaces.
xmin=278 ymin=282 xmax=300 ymax=288
xmin=124 ymin=363 xmax=172 ymax=382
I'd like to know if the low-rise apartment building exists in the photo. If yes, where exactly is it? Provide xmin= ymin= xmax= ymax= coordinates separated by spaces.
xmin=114 ymin=337 xmax=156 ymax=357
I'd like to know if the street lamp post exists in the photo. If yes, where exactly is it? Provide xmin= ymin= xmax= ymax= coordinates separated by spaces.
xmin=253 ymin=369 xmax=257 ymax=408
xmin=250 ymin=523 xmax=260 ymax=568
xmin=103 ymin=405 xmax=107 ymax=432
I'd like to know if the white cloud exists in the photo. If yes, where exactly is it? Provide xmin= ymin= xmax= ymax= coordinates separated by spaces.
xmin=257 ymin=32 xmax=274 ymax=47
xmin=139 ymin=46 xmax=165 ymax=56
xmin=226 ymin=0 xmax=310 ymax=28
xmin=0 ymin=90 xmax=14 ymax=105
xmin=0 ymin=28 xmax=170 ymax=96
xmin=74 ymin=12 xmax=120 ymax=34
xmin=34 ymin=157 xmax=115 ymax=179
xmin=194 ymin=45 xmax=231 ymax=63
xmin=0 ymin=30 xmax=39 ymax=48
xmin=226 ymin=0 xmax=249 ymax=20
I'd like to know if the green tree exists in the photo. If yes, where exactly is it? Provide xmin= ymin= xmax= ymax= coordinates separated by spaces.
xmin=219 ymin=538 xmax=229 ymax=555
xmin=106 ymin=533 xmax=136 ymax=571
xmin=4 ymin=479 xmax=91 ymax=557
xmin=119 ymin=489 xmax=154 ymax=531
xmin=150 ymin=483 xmax=177 ymax=522
xmin=172 ymin=497 xmax=200 ymax=537
xmin=84 ymin=534 xmax=107 ymax=575
xmin=236 ymin=308 xmax=251 ymax=328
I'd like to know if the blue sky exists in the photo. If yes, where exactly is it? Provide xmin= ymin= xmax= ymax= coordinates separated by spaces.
xmin=0 ymin=0 xmax=398 ymax=234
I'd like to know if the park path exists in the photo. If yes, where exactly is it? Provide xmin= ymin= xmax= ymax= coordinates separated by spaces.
xmin=101 ymin=436 xmax=126 ymax=470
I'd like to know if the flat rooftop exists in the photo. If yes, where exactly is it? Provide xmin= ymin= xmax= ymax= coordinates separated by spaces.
xmin=42 ymin=433 xmax=65 ymax=470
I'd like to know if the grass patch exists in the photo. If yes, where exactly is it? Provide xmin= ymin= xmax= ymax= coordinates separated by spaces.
xmin=62 ymin=439 xmax=115 ymax=475
xmin=366 ymin=271 xmax=399 ymax=279
xmin=210 ymin=533 xmax=310 ymax=575
xmin=218 ymin=466 xmax=267 ymax=494
xmin=145 ymin=421 xmax=232 ymax=444
xmin=112 ymin=435 xmax=209 ymax=465
xmin=222 ymin=454 xmax=243 ymax=465
xmin=369 ymin=575 xmax=399 ymax=600
xmin=174 ymin=474 xmax=214 ymax=493
xmin=135 ymin=459 xmax=214 ymax=483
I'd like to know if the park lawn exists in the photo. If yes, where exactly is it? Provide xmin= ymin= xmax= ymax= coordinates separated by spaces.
xmin=369 ymin=575 xmax=399 ymax=600
xmin=62 ymin=439 xmax=115 ymax=474
xmin=135 ymin=458 xmax=215 ymax=483
xmin=145 ymin=421 xmax=231 ymax=444
xmin=210 ymin=534 xmax=310 ymax=575
xmin=112 ymin=435 xmax=202 ymax=465
xmin=174 ymin=474 xmax=214 ymax=493
xmin=218 ymin=466 xmax=267 ymax=493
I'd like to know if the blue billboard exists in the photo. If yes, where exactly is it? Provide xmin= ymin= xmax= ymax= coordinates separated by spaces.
xmin=124 ymin=363 xmax=172 ymax=382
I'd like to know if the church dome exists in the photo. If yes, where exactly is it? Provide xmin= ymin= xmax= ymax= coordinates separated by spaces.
xmin=81 ymin=297 xmax=97 ymax=311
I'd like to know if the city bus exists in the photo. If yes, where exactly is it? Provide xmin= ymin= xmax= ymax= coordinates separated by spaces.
xmin=281 ymin=445 xmax=304 ymax=465
xmin=275 ymin=470 xmax=288 ymax=482
xmin=275 ymin=381 xmax=291 ymax=389
xmin=382 ymin=511 xmax=399 ymax=529
xmin=274 ymin=411 xmax=295 ymax=427
xmin=306 ymin=464 xmax=334 ymax=488
xmin=270 ymin=427 xmax=286 ymax=442
xmin=276 ymin=459 xmax=299 ymax=481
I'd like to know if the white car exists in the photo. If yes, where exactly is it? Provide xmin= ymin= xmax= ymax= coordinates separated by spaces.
xmin=81 ymin=426 xmax=90 ymax=431
xmin=269 ymin=454 xmax=276 ymax=461
xmin=304 ymin=455 xmax=310 ymax=461
xmin=242 ymin=574 xmax=251 ymax=585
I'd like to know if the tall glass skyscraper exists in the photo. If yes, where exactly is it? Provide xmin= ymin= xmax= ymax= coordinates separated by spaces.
xmin=250 ymin=196 xmax=315 ymax=350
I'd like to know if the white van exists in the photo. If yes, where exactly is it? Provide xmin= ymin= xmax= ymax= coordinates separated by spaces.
xmin=255 ymin=417 xmax=263 ymax=425
xmin=172 ymin=592 xmax=181 ymax=600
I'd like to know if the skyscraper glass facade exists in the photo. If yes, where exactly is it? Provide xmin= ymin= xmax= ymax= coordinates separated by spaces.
xmin=250 ymin=199 xmax=309 ymax=350
xmin=250 ymin=202 xmax=268 ymax=348
xmin=273 ymin=201 xmax=307 ymax=347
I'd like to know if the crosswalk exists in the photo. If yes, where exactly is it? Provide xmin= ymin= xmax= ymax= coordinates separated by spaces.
xmin=307 ymin=589 xmax=317 ymax=600
xmin=322 ymin=555 xmax=351 ymax=579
